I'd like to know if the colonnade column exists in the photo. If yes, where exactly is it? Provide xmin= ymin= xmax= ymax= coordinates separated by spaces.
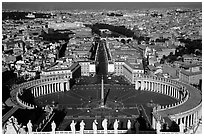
xmin=162 ymin=84 xmax=164 ymax=94
xmin=43 ymin=85 xmax=45 ymax=94
xmin=54 ymin=83 xmax=55 ymax=92
xmin=39 ymin=87 xmax=42 ymax=96
xmin=43 ymin=85 xmax=45 ymax=95
xmin=50 ymin=84 xmax=53 ymax=93
xmin=43 ymin=86 xmax=45 ymax=95
xmin=55 ymin=83 xmax=60 ymax=92
xmin=192 ymin=113 xmax=195 ymax=126
xmin=39 ymin=86 xmax=41 ymax=95
xmin=172 ymin=87 xmax=174 ymax=97
xmin=151 ymin=82 xmax=154 ymax=91
xmin=55 ymin=83 xmax=57 ymax=92
xmin=175 ymin=89 xmax=178 ymax=99
xmin=175 ymin=88 xmax=177 ymax=98
xmin=66 ymin=81 xmax=70 ymax=91
xmin=164 ymin=84 xmax=167 ymax=94
xmin=179 ymin=90 xmax=181 ymax=100
xmin=158 ymin=83 xmax=161 ymax=93
xmin=31 ymin=89 xmax=33 ymax=96
xmin=160 ymin=84 xmax=163 ymax=94
xmin=164 ymin=85 xmax=166 ymax=95
xmin=167 ymin=85 xmax=169 ymax=95
xmin=141 ymin=80 xmax=144 ymax=90
xmin=45 ymin=85 xmax=47 ymax=94
xmin=58 ymin=83 xmax=60 ymax=92
xmin=143 ymin=81 xmax=146 ymax=90
xmin=172 ymin=87 xmax=174 ymax=96
xmin=153 ymin=82 xmax=155 ymax=92
xmin=47 ymin=84 xmax=49 ymax=94
xmin=33 ymin=88 xmax=36 ymax=97
xmin=52 ymin=83 xmax=55 ymax=93
xmin=44 ymin=85 xmax=46 ymax=95
xmin=41 ymin=86 xmax=43 ymax=95
xmin=40 ymin=86 xmax=42 ymax=95
xmin=36 ymin=87 xmax=38 ymax=96
xmin=37 ymin=87 xmax=39 ymax=96
xmin=148 ymin=82 xmax=151 ymax=91
xmin=36 ymin=88 xmax=39 ymax=97
xmin=50 ymin=84 xmax=52 ymax=93
xmin=48 ymin=84 xmax=51 ymax=94
xmin=154 ymin=83 xmax=157 ymax=92
xmin=145 ymin=81 xmax=147 ymax=90
xmin=61 ymin=82 xmax=64 ymax=92
xmin=163 ymin=84 xmax=165 ymax=94
xmin=135 ymin=81 xmax=138 ymax=90
xmin=51 ymin=84 xmax=53 ymax=93
xmin=186 ymin=116 xmax=189 ymax=128
xmin=47 ymin=84 xmax=50 ymax=94
xmin=183 ymin=116 xmax=186 ymax=128
xmin=32 ymin=88 xmax=35 ymax=97
xmin=181 ymin=90 xmax=184 ymax=100
xmin=56 ymin=83 xmax=58 ymax=92
xmin=195 ymin=111 xmax=198 ymax=124
xmin=193 ymin=112 xmax=197 ymax=125
xmin=189 ymin=114 xmax=193 ymax=127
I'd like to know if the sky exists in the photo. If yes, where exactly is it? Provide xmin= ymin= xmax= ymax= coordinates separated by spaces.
xmin=2 ymin=2 xmax=202 ymax=11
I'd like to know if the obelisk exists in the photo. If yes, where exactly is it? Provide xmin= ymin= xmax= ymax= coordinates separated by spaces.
xmin=101 ymin=76 xmax=104 ymax=107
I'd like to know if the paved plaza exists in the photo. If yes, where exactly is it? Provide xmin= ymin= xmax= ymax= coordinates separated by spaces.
xmin=35 ymin=75 xmax=178 ymax=130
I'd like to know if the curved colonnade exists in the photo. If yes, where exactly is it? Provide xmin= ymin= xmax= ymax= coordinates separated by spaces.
xmin=135 ymin=75 xmax=202 ymax=130
xmin=10 ymin=75 xmax=202 ymax=131
xmin=10 ymin=75 xmax=70 ymax=109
